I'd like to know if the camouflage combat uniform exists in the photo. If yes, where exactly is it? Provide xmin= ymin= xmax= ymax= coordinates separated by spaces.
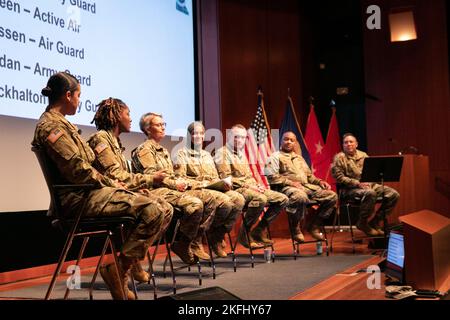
xmin=175 ymin=146 xmax=244 ymax=242
xmin=32 ymin=110 xmax=165 ymax=260
xmin=87 ymin=130 xmax=173 ymax=235
xmin=331 ymin=150 xmax=400 ymax=224
xmin=265 ymin=150 xmax=337 ymax=236
xmin=214 ymin=144 xmax=288 ymax=231
xmin=131 ymin=139 xmax=224 ymax=241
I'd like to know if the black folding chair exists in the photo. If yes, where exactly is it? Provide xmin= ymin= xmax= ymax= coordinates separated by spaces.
xmin=32 ymin=146 xmax=137 ymax=300
xmin=162 ymin=209 xmax=216 ymax=294
xmin=284 ymin=201 xmax=330 ymax=259
xmin=227 ymin=206 xmax=276 ymax=270
xmin=330 ymin=187 xmax=384 ymax=254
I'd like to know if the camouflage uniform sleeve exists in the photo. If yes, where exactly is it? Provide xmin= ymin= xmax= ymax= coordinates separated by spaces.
xmin=214 ymin=148 xmax=246 ymax=188
xmin=88 ymin=134 xmax=153 ymax=190
xmin=265 ymin=153 xmax=295 ymax=187
xmin=305 ymin=158 xmax=322 ymax=185
xmin=174 ymin=149 xmax=203 ymax=190
xmin=37 ymin=123 xmax=114 ymax=187
xmin=214 ymin=148 xmax=232 ymax=179
xmin=331 ymin=154 xmax=359 ymax=187
xmin=132 ymin=145 xmax=177 ymax=190
xmin=205 ymin=152 xmax=220 ymax=180
xmin=174 ymin=149 xmax=188 ymax=178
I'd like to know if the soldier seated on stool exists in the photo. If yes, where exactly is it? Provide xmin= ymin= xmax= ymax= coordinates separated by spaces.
xmin=331 ymin=133 xmax=400 ymax=236
xmin=265 ymin=132 xmax=337 ymax=242
xmin=214 ymin=124 xmax=289 ymax=248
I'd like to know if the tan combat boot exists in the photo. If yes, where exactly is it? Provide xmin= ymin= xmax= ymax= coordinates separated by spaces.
xmin=131 ymin=261 xmax=150 ymax=283
xmin=191 ymin=236 xmax=210 ymax=261
xmin=237 ymin=226 xmax=264 ymax=249
xmin=100 ymin=255 xmax=136 ymax=300
xmin=172 ymin=235 xmax=196 ymax=265
xmin=221 ymin=239 xmax=227 ymax=249
xmin=369 ymin=215 xmax=385 ymax=236
xmin=307 ymin=215 xmax=325 ymax=241
xmin=208 ymin=229 xmax=227 ymax=258
xmin=250 ymin=221 xmax=274 ymax=245
xmin=356 ymin=219 xmax=379 ymax=236
xmin=292 ymin=232 xmax=305 ymax=243
xmin=288 ymin=212 xmax=304 ymax=243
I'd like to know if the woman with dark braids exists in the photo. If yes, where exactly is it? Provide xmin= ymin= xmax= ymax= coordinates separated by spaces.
xmin=32 ymin=72 xmax=169 ymax=300
xmin=88 ymin=98 xmax=174 ymax=282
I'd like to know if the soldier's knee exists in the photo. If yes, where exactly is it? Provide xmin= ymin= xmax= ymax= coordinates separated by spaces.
xmin=248 ymin=194 xmax=267 ymax=208
xmin=185 ymin=198 xmax=203 ymax=216
xmin=218 ymin=199 xmax=233 ymax=213
xmin=141 ymin=203 xmax=165 ymax=228
xmin=389 ymin=190 xmax=400 ymax=201
xmin=290 ymin=193 xmax=308 ymax=205
xmin=256 ymin=194 xmax=268 ymax=205
xmin=279 ymin=194 xmax=289 ymax=207
xmin=329 ymin=191 xmax=338 ymax=203
xmin=160 ymin=199 xmax=174 ymax=214
xmin=364 ymin=189 xmax=377 ymax=199
xmin=234 ymin=195 xmax=245 ymax=211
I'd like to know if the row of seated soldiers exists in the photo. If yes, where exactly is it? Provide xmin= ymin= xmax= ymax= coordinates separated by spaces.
xmin=33 ymin=73 xmax=398 ymax=300
xmin=87 ymin=99 xmax=399 ymax=297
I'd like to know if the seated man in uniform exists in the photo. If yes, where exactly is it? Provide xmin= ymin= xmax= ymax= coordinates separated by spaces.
xmin=331 ymin=133 xmax=400 ymax=236
xmin=214 ymin=124 xmax=289 ymax=248
xmin=265 ymin=131 xmax=337 ymax=241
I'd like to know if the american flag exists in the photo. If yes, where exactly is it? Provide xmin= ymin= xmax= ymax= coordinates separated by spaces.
xmin=245 ymin=90 xmax=275 ymax=189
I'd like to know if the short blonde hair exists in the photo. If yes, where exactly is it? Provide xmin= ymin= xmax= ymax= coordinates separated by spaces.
xmin=139 ymin=112 xmax=162 ymax=135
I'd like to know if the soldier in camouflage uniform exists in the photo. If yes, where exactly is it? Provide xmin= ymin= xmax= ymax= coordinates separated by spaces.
xmin=331 ymin=133 xmax=400 ymax=236
xmin=265 ymin=132 xmax=337 ymax=241
xmin=132 ymin=113 xmax=227 ymax=262
xmin=175 ymin=122 xmax=245 ymax=258
xmin=32 ymin=72 xmax=166 ymax=300
xmin=214 ymin=124 xmax=289 ymax=249
xmin=88 ymin=98 xmax=174 ymax=282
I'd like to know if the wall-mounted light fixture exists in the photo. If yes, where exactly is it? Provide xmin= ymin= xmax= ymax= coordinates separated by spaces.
xmin=389 ymin=9 xmax=417 ymax=42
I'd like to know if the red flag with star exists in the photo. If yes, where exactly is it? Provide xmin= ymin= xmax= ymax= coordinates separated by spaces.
xmin=305 ymin=104 xmax=328 ymax=180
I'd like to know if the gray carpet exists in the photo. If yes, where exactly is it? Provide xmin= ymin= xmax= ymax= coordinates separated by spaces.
xmin=0 ymin=254 xmax=372 ymax=300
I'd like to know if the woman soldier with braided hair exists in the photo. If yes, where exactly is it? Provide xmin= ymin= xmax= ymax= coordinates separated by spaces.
xmin=88 ymin=98 xmax=173 ymax=283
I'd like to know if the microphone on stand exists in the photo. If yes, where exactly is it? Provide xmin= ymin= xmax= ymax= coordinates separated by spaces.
xmin=399 ymin=146 xmax=419 ymax=155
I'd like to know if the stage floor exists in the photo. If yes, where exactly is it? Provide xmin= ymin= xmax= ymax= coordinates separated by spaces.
xmin=0 ymin=232 xmax=390 ymax=300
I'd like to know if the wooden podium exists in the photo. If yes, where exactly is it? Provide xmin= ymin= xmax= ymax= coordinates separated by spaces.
xmin=399 ymin=210 xmax=450 ymax=291
xmin=385 ymin=154 xmax=431 ymax=224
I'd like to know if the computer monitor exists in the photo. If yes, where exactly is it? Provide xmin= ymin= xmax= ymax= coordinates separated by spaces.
xmin=385 ymin=231 xmax=405 ymax=283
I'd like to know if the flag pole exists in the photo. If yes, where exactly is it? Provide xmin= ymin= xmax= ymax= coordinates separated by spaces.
xmin=288 ymin=95 xmax=306 ymax=141
xmin=260 ymin=92 xmax=271 ymax=131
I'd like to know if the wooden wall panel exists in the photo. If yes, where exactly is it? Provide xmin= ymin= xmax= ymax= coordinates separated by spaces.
xmin=363 ymin=0 xmax=450 ymax=217
xmin=218 ymin=0 xmax=304 ymax=138
xmin=218 ymin=0 xmax=269 ymax=135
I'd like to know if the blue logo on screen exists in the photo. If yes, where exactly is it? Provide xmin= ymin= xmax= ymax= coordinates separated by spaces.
xmin=176 ymin=0 xmax=189 ymax=15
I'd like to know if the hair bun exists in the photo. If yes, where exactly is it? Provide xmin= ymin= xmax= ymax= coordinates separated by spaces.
xmin=41 ymin=86 xmax=52 ymax=96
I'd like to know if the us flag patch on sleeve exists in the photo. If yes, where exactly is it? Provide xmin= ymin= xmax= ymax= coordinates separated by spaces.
xmin=95 ymin=143 xmax=108 ymax=154
xmin=47 ymin=129 xmax=63 ymax=144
